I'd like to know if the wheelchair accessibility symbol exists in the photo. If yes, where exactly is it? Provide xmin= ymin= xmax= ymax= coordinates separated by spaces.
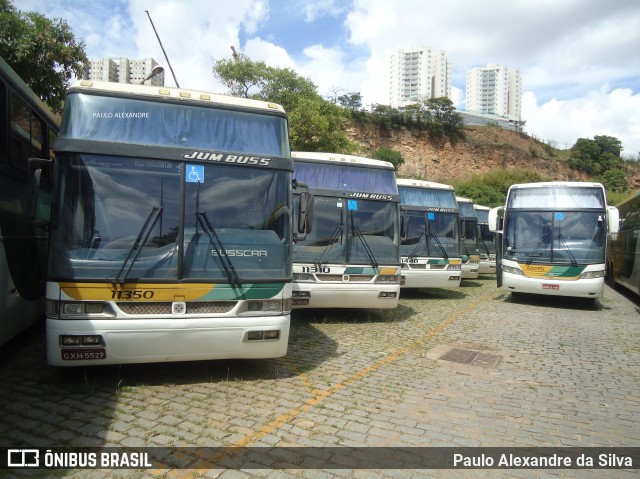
xmin=186 ymin=164 xmax=204 ymax=183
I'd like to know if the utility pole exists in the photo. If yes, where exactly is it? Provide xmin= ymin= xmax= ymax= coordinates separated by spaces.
xmin=145 ymin=10 xmax=180 ymax=88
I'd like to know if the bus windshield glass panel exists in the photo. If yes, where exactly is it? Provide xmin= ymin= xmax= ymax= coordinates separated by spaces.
xmin=504 ymin=210 xmax=606 ymax=265
xmin=48 ymin=155 xmax=291 ymax=282
xmin=401 ymin=210 xmax=460 ymax=258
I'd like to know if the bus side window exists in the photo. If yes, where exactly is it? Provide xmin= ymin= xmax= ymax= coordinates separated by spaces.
xmin=10 ymin=92 xmax=45 ymax=171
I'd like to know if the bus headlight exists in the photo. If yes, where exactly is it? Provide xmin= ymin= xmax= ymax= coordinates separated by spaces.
xmin=244 ymin=300 xmax=284 ymax=314
xmin=293 ymin=273 xmax=315 ymax=282
xmin=375 ymin=275 xmax=400 ymax=283
xmin=502 ymin=265 xmax=523 ymax=276
xmin=54 ymin=301 xmax=114 ymax=318
xmin=580 ymin=270 xmax=604 ymax=280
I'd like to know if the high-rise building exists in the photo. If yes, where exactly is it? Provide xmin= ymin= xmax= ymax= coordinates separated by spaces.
xmin=466 ymin=64 xmax=521 ymax=121
xmin=389 ymin=48 xmax=452 ymax=109
xmin=83 ymin=57 xmax=165 ymax=86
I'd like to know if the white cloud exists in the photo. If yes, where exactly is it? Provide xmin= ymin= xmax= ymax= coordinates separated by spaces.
xmin=522 ymin=87 xmax=640 ymax=157
xmin=244 ymin=38 xmax=295 ymax=69
xmin=127 ymin=0 xmax=271 ymax=91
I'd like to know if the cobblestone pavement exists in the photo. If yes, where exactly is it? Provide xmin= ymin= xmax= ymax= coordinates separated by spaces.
xmin=1 ymin=276 xmax=639 ymax=478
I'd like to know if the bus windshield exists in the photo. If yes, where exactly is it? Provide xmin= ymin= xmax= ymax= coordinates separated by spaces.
xmin=504 ymin=210 xmax=605 ymax=265
xmin=294 ymin=195 xmax=398 ymax=265
xmin=49 ymin=154 xmax=292 ymax=282
xmin=401 ymin=210 xmax=460 ymax=259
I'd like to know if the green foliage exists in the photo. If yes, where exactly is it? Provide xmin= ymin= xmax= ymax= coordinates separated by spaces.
xmin=213 ymin=54 xmax=353 ymax=153
xmin=287 ymin=96 xmax=354 ymax=152
xmin=453 ymin=182 xmax=504 ymax=207
xmin=365 ymin=97 xmax=464 ymax=143
xmin=568 ymin=135 xmax=623 ymax=175
xmin=606 ymin=190 xmax=629 ymax=206
xmin=370 ymin=147 xmax=405 ymax=170
xmin=211 ymin=52 xmax=268 ymax=98
xmin=336 ymin=91 xmax=366 ymax=122
xmin=0 ymin=0 xmax=87 ymax=113
xmin=567 ymin=134 xmax=634 ymax=199
xmin=454 ymin=169 xmax=550 ymax=207
xmin=597 ymin=168 xmax=628 ymax=193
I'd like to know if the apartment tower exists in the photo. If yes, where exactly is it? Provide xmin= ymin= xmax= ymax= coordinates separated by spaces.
xmin=389 ymin=48 xmax=452 ymax=109
xmin=466 ymin=64 xmax=521 ymax=121
xmin=83 ymin=57 xmax=165 ymax=86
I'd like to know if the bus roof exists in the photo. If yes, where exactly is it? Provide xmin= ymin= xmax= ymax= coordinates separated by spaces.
xmin=292 ymin=151 xmax=394 ymax=170
xmin=396 ymin=178 xmax=454 ymax=190
xmin=456 ymin=196 xmax=474 ymax=204
xmin=0 ymin=56 xmax=60 ymax=126
xmin=473 ymin=205 xmax=491 ymax=211
xmin=68 ymin=80 xmax=286 ymax=114
xmin=508 ymin=181 xmax=605 ymax=190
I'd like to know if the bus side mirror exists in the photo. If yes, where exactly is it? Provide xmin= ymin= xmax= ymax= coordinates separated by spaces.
xmin=27 ymin=157 xmax=53 ymax=229
xmin=488 ymin=206 xmax=504 ymax=233
xmin=293 ymin=181 xmax=313 ymax=241
xmin=607 ymin=206 xmax=619 ymax=235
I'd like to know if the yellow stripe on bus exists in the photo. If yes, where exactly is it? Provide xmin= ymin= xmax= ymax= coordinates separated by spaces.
xmin=379 ymin=267 xmax=399 ymax=275
xmin=59 ymin=282 xmax=216 ymax=302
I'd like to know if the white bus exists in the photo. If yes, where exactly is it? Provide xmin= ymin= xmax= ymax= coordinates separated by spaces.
xmin=0 ymin=57 xmax=59 ymax=346
xmin=489 ymin=181 xmax=619 ymax=299
xmin=291 ymin=152 xmax=401 ymax=309
xmin=474 ymin=204 xmax=496 ymax=274
xmin=606 ymin=190 xmax=640 ymax=296
xmin=396 ymin=179 xmax=462 ymax=288
xmin=456 ymin=196 xmax=480 ymax=279
xmin=32 ymin=80 xmax=307 ymax=366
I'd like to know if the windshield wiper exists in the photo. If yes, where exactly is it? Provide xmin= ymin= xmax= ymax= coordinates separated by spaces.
xmin=557 ymin=232 xmax=578 ymax=267
xmin=409 ymin=231 xmax=427 ymax=259
xmin=196 ymin=211 xmax=242 ymax=287
xmin=479 ymin=238 xmax=491 ymax=255
xmin=525 ymin=233 xmax=549 ymax=266
xmin=428 ymin=231 xmax=449 ymax=260
xmin=317 ymin=225 xmax=343 ymax=267
xmin=113 ymin=206 xmax=163 ymax=286
xmin=351 ymin=224 xmax=378 ymax=268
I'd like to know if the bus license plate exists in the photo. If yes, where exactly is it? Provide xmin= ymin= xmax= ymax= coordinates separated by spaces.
xmin=292 ymin=299 xmax=309 ymax=305
xmin=542 ymin=284 xmax=559 ymax=290
xmin=61 ymin=349 xmax=107 ymax=361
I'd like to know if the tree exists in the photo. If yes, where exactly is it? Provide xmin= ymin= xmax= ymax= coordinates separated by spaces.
xmin=213 ymin=53 xmax=353 ymax=152
xmin=211 ymin=52 xmax=268 ymax=98
xmin=597 ymin=168 xmax=628 ymax=194
xmin=337 ymin=92 xmax=363 ymax=112
xmin=568 ymin=136 xmax=623 ymax=176
xmin=371 ymin=147 xmax=404 ymax=170
xmin=594 ymin=135 xmax=623 ymax=157
xmin=0 ymin=0 xmax=87 ymax=113
xmin=423 ymin=97 xmax=464 ymax=141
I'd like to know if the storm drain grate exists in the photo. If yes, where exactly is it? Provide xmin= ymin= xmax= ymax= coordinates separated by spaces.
xmin=440 ymin=348 xmax=502 ymax=369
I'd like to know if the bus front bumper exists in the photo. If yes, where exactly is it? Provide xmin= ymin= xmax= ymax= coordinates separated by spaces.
xmin=291 ymin=283 xmax=400 ymax=309
xmin=401 ymin=269 xmax=461 ymax=289
xmin=502 ymin=272 xmax=604 ymax=298
xmin=46 ymin=315 xmax=290 ymax=366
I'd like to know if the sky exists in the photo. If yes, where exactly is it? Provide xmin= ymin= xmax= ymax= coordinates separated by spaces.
xmin=14 ymin=0 xmax=640 ymax=159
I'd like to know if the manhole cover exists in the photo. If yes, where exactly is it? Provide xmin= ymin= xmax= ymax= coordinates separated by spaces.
xmin=440 ymin=348 xmax=502 ymax=368
xmin=440 ymin=348 xmax=477 ymax=364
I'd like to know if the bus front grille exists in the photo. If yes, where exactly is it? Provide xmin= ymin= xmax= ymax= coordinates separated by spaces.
xmin=316 ymin=274 xmax=375 ymax=282
xmin=117 ymin=301 xmax=236 ymax=315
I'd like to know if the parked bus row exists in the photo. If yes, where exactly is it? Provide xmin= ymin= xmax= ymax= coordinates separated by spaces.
xmin=1 ymin=56 xmax=629 ymax=369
